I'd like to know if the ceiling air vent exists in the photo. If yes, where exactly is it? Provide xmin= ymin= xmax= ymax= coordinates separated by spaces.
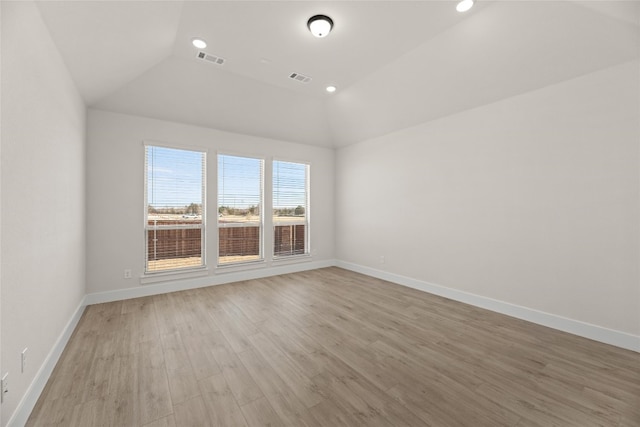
xmin=289 ymin=72 xmax=312 ymax=84
xmin=196 ymin=51 xmax=225 ymax=65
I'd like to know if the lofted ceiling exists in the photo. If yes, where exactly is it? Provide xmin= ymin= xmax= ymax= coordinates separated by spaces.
xmin=36 ymin=1 xmax=640 ymax=148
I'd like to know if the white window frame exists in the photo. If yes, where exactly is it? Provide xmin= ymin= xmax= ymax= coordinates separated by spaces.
xmin=144 ymin=142 xmax=207 ymax=275
xmin=272 ymin=159 xmax=310 ymax=260
xmin=217 ymin=153 xmax=265 ymax=267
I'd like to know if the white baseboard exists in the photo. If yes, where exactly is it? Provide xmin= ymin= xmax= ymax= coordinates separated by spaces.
xmin=86 ymin=259 xmax=336 ymax=305
xmin=8 ymin=297 xmax=87 ymax=427
xmin=336 ymin=261 xmax=640 ymax=353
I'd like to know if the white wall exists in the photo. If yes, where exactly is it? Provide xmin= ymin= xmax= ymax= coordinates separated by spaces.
xmin=1 ymin=2 xmax=87 ymax=425
xmin=336 ymin=60 xmax=640 ymax=339
xmin=86 ymin=109 xmax=335 ymax=295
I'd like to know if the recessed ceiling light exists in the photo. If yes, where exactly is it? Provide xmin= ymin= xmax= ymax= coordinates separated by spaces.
xmin=326 ymin=85 xmax=337 ymax=93
xmin=456 ymin=0 xmax=474 ymax=12
xmin=191 ymin=38 xmax=207 ymax=49
xmin=307 ymin=15 xmax=333 ymax=38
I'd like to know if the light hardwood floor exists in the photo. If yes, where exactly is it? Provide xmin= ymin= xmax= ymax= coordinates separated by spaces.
xmin=27 ymin=267 xmax=640 ymax=426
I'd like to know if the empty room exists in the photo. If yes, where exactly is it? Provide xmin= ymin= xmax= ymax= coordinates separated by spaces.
xmin=1 ymin=0 xmax=639 ymax=426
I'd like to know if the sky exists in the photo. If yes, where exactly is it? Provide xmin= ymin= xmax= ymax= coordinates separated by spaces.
xmin=218 ymin=154 xmax=262 ymax=208
xmin=147 ymin=147 xmax=307 ymax=210
xmin=272 ymin=159 xmax=307 ymax=210
xmin=146 ymin=146 xmax=203 ymax=208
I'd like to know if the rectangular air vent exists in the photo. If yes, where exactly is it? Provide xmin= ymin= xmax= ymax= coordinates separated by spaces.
xmin=289 ymin=72 xmax=312 ymax=84
xmin=196 ymin=51 xmax=225 ymax=65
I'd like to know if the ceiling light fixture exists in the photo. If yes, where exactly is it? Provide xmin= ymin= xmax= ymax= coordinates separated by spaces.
xmin=326 ymin=85 xmax=337 ymax=93
xmin=456 ymin=0 xmax=474 ymax=12
xmin=191 ymin=38 xmax=207 ymax=49
xmin=307 ymin=15 xmax=333 ymax=38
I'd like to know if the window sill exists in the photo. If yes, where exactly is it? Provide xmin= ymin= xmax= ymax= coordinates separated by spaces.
xmin=215 ymin=259 xmax=267 ymax=274
xmin=272 ymin=253 xmax=312 ymax=265
xmin=140 ymin=267 xmax=209 ymax=285
xmin=213 ymin=254 xmax=312 ymax=274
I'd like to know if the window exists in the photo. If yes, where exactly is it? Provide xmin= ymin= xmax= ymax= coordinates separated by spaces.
xmin=218 ymin=154 xmax=263 ymax=265
xmin=273 ymin=160 xmax=309 ymax=257
xmin=145 ymin=145 xmax=206 ymax=273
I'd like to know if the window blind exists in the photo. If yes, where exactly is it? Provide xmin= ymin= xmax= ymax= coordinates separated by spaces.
xmin=218 ymin=154 xmax=264 ymax=265
xmin=145 ymin=145 xmax=206 ymax=272
xmin=273 ymin=160 xmax=309 ymax=257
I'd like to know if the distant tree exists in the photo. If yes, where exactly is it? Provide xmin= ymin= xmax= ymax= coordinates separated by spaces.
xmin=186 ymin=203 xmax=200 ymax=215
xmin=294 ymin=205 xmax=305 ymax=216
xmin=148 ymin=205 xmax=158 ymax=214
xmin=274 ymin=207 xmax=297 ymax=216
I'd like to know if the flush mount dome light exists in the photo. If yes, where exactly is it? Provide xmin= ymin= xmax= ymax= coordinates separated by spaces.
xmin=191 ymin=38 xmax=207 ymax=49
xmin=456 ymin=0 xmax=474 ymax=12
xmin=326 ymin=85 xmax=337 ymax=93
xmin=307 ymin=15 xmax=333 ymax=38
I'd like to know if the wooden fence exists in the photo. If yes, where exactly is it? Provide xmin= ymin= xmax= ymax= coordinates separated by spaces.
xmin=274 ymin=224 xmax=306 ymax=256
xmin=218 ymin=226 xmax=260 ymax=257
xmin=147 ymin=221 xmax=305 ymax=260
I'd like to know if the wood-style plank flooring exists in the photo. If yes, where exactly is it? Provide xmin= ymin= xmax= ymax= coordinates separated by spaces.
xmin=27 ymin=267 xmax=640 ymax=426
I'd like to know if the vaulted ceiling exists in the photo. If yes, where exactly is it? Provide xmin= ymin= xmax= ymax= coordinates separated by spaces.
xmin=36 ymin=1 xmax=640 ymax=148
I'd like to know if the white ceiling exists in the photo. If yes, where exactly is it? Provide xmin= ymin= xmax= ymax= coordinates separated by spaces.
xmin=36 ymin=1 xmax=640 ymax=148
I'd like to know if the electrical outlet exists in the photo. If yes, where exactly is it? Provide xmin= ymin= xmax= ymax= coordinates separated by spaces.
xmin=21 ymin=348 xmax=28 ymax=373
xmin=124 ymin=269 xmax=132 ymax=279
xmin=379 ymin=255 xmax=385 ymax=264
xmin=1 ymin=373 xmax=8 ymax=403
